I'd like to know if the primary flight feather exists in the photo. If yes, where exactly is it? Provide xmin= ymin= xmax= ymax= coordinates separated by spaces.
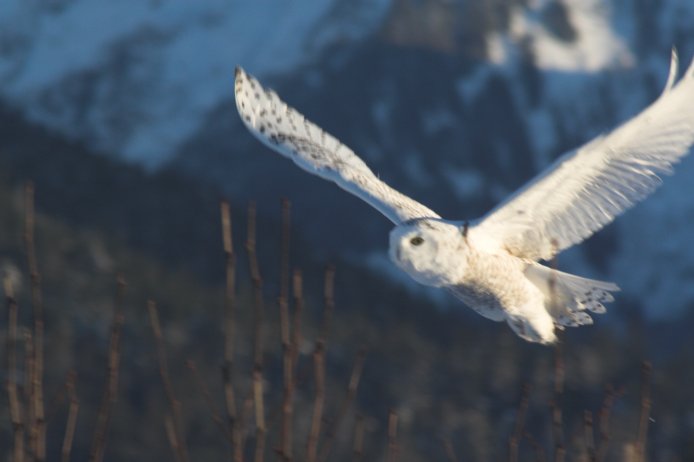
xmin=234 ymin=51 xmax=694 ymax=344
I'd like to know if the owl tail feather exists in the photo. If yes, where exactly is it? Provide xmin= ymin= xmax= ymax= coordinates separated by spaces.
xmin=524 ymin=263 xmax=620 ymax=329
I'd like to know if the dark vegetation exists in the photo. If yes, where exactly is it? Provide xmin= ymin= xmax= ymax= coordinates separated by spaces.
xmin=1 ymin=106 xmax=693 ymax=461
xmin=1 ymin=173 xmax=691 ymax=461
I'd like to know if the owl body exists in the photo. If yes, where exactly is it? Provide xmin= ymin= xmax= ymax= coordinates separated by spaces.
xmin=390 ymin=219 xmax=555 ymax=343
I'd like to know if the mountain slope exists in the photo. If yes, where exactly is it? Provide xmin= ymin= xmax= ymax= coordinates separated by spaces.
xmin=2 ymin=0 xmax=694 ymax=319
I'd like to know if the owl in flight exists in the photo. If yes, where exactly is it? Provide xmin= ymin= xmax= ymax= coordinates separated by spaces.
xmin=234 ymin=51 xmax=694 ymax=344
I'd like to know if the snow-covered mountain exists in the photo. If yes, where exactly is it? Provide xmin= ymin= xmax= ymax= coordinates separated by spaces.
xmin=2 ymin=0 xmax=694 ymax=320
xmin=0 ymin=0 xmax=391 ymax=166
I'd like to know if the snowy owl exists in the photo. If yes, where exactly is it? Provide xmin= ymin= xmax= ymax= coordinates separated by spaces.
xmin=234 ymin=51 xmax=694 ymax=344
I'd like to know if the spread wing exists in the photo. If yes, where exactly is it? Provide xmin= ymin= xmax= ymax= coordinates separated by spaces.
xmin=474 ymin=50 xmax=694 ymax=261
xmin=234 ymin=67 xmax=439 ymax=224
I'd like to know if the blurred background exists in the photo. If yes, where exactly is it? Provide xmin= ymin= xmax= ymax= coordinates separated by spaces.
xmin=1 ymin=0 xmax=694 ymax=460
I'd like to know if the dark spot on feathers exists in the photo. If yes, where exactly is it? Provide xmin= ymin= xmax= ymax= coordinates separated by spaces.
xmin=255 ymin=92 xmax=260 ymax=100
xmin=259 ymin=124 xmax=265 ymax=134
xmin=276 ymin=117 xmax=282 ymax=124
xmin=259 ymin=109 xmax=266 ymax=117
xmin=244 ymin=115 xmax=251 ymax=122
xmin=516 ymin=210 xmax=525 ymax=215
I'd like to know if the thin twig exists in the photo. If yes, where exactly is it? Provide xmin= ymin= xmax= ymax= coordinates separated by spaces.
xmin=318 ymin=347 xmax=367 ymax=462
xmin=279 ymin=198 xmax=291 ymax=344
xmin=353 ymin=415 xmax=365 ymax=462
xmin=584 ymin=410 xmax=596 ymax=462
xmin=635 ymin=361 xmax=652 ymax=462
xmin=551 ymin=340 xmax=565 ymax=462
xmin=596 ymin=385 xmax=623 ymax=462
xmin=307 ymin=266 xmax=335 ymax=462
xmin=24 ymin=181 xmax=46 ymax=461
xmin=320 ymin=265 xmax=335 ymax=348
xmin=387 ymin=410 xmax=399 ymax=462
xmin=5 ymin=275 xmax=25 ymax=462
xmin=186 ymin=360 xmax=229 ymax=438
xmin=22 ymin=327 xmax=36 ymax=462
xmin=61 ymin=370 xmax=79 ymax=462
xmin=523 ymin=432 xmax=547 ymax=462
xmin=278 ymin=198 xmax=292 ymax=461
xmin=220 ymin=200 xmax=243 ymax=462
xmin=509 ymin=383 xmax=531 ymax=462
xmin=441 ymin=436 xmax=459 ymax=462
xmin=164 ymin=414 xmax=184 ymax=462
xmin=89 ymin=276 xmax=126 ymax=462
xmin=291 ymin=269 xmax=303 ymax=370
xmin=148 ymin=300 xmax=190 ymax=462
xmin=247 ymin=201 xmax=266 ymax=462
xmin=280 ymin=269 xmax=304 ymax=461
xmin=241 ymin=392 xmax=254 ymax=449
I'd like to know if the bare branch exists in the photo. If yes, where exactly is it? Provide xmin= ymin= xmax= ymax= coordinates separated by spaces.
xmin=509 ymin=383 xmax=531 ymax=462
xmin=280 ymin=268 xmax=304 ymax=461
xmin=5 ymin=275 xmax=25 ymax=462
xmin=247 ymin=201 xmax=266 ymax=462
xmin=596 ymin=385 xmax=624 ymax=462
xmin=89 ymin=276 xmax=126 ymax=462
xmin=635 ymin=361 xmax=652 ymax=462
xmin=307 ymin=267 xmax=334 ymax=462
xmin=584 ymin=410 xmax=595 ymax=462
xmin=220 ymin=200 xmax=243 ymax=462
xmin=278 ymin=198 xmax=292 ymax=462
xmin=186 ymin=360 xmax=229 ymax=439
xmin=148 ymin=300 xmax=189 ymax=462
xmin=441 ymin=436 xmax=459 ymax=462
xmin=61 ymin=370 xmax=79 ymax=462
xmin=386 ymin=410 xmax=398 ymax=462
xmin=353 ymin=415 xmax=365 ymax=462
xmin=523 ymin=432 xmax=547 ymax=462
xmin=551 ymin=341 xmax=565 ymax=462
xmin=24 ymin=181 xmax=46 ymax=461
xmin=319 ymin=347 xmax=367 ymax=462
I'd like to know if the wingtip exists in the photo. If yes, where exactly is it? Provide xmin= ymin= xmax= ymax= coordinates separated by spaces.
xmin=234 ymin=66 xmax=247 ymax=96
xmin=663 ymin=47 xmax=679 ymax=94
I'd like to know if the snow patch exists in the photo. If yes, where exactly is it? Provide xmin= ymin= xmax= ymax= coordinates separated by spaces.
xmin=503 ymin=0 xmax=634 ymax=72
xmin=0 ymin=0 xmax=385 ymax=168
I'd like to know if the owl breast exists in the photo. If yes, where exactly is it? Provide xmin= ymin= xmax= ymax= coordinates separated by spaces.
xmin=446 ymin=249 xmax=537 ymax=322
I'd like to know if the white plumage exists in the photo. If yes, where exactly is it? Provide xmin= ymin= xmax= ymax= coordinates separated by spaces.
xmin=234 ymin=50 xmax=694 ymax=344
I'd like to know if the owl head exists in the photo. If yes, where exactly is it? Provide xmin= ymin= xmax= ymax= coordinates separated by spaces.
xmin=388 ymin=219 xmax=469 ymax=287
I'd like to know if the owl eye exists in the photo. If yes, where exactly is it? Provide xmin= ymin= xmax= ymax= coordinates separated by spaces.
xmin=410 ymin=236 xmax=424 ymax=246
